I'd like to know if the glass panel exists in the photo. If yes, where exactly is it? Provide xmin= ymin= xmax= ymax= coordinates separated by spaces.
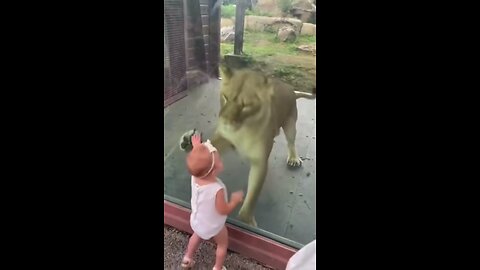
xmin=164 ymin=0 xmax=316 ymax=249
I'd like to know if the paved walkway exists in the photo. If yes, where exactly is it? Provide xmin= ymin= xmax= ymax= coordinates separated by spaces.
xmin=164 ymin=225 xmax=273 ymax=270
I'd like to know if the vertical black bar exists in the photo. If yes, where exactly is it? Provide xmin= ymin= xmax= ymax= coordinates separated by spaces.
xmin=234 ymin=0 xmax=246 ymax=55
xmin=209 ymin=0 xmax=221 ymax=77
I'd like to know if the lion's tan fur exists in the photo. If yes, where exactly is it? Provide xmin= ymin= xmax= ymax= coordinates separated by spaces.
xmin=207 ymin=66 xmax=315 ymax=226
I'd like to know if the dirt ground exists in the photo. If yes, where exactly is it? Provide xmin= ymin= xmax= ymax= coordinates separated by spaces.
xmin=164 ymin=225 xmax=274 ymax=270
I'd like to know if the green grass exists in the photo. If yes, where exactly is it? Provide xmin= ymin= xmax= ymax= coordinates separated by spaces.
xmin=220 ymin=31 xmax=316 ymax=59
xmin=221 ymin=5 xmax=235 ymax=19
xmin=220 ymin=30 xmax=316 ymax=92
xmin=298 ymin=35 xmax=316 ymax=44
xmin=245 ymin=8 xmax=273 ymax=17
xmin=278 ymin=0 xmax=293 ymax=13
xmin=273 ymin=66 xmax=304 ymax=81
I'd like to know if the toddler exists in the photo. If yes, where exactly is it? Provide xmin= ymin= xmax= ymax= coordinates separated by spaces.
xmin=182 ymin=133 xmax=244 ymax=270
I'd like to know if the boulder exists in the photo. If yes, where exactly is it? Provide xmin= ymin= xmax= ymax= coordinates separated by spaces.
xmin=300 ymin=23 xmax=316 ymax=36
xmin=292 ymin=0 xmax=315 ymax=11
xmin=244 ymin=15 xmax=303 ymax=35
xmin=297 ymin=44 xmax=316 ymax=55
xmin=277 ymin=26 xmax=297 ymax=42
xmin=255 ymin=0 xmax=282 ymax=16
xmin=291 ymin=0 xmax=316 ymax=23
xmin=221 ymin=18 xmax=234 ymax=28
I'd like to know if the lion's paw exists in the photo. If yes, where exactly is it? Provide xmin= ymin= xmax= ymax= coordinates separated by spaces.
xmin=287 ymin=156 xmax=303 ymax=168
xmin=179 ymin=129 xmax=196 ymax=152
xmin=238 ymin=211 xmax=257 ymax=227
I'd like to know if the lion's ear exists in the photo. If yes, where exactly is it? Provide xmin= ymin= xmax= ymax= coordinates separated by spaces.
xmin=263 ymin=75 xmax=274 ymax=89
xmin=258 ymin=76 xmax=274 ymax=101
xmin=220 ymin=64 xmax=233 ymax=80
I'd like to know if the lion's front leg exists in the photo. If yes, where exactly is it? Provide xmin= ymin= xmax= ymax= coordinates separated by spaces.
xmin=179 ymin=129 xmax=196 ymax=152
xmin=238 ymin=157 xmax=269 ymax=227
xmin=283 ymin=115 xmax=303 ymax=167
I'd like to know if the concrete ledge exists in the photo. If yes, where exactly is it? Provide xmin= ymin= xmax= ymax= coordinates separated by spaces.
xmin=164 ymin=200 xmax=298 ymax=270
xmin=224 ymin=54 xmax=250 ymax=69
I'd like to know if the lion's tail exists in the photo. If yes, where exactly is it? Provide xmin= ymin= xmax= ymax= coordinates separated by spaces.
xmin=294 ymin=87 xmax=316 ymax=99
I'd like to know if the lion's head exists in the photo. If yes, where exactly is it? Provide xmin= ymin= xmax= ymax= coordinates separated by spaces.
xmin=218 ymin=66 xmax=274 ymax=132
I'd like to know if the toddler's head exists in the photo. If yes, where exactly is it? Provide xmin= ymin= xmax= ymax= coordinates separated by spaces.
xmin=186 ymin=140 xmax=224 ymax=179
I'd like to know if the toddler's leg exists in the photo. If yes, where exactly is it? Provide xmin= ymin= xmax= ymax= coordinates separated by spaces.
xmin=182 ymin=233 xmax=202 ymax=268
xmin=212 ymin=226 xmax=228 ymax=270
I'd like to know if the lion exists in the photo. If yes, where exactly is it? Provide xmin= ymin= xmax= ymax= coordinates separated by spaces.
xmin=180 ymin=65 xmax=316 ymax=226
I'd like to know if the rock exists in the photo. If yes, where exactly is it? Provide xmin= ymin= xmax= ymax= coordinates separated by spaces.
xmin=297 ymin=44 xmax=316 ymax=55
xmin=292 ymin=0 xmax=315 ymax=11
xmin=221 ymin=26 xmax=234 ymax=35
xmin=221 ymin=18 xmax=234 ymax=28
xmin=221 ymin=26 xmax=235 ymax=43
xmin=255 ymin=0 xmax=282 ymax=16
xmin=300 ymin=23 xmax=316 ymax=36
xmin=291 ymin=9 xmax=315 ymax=23
xmin=244 ymin=15 xmax=303 ymax=35
xmin=277 ymin=26 xmax=297 ymax=42
xmin=290 ymin=0 xmax=316 ymax=23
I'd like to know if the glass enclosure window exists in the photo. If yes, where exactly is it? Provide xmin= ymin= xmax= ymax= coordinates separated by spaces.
xmin=164 ymin=0 xmax=316 ymax=249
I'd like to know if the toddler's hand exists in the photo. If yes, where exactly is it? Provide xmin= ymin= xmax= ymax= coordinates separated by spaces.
xmin=191 ymin=133 xmax=202 ymax=147
xmin=179 ymin=129 xmax=202 ymax=152
xmin=231 ymin=190 xmax=244 ymax=203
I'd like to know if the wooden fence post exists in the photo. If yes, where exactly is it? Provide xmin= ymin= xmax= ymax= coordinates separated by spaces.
xmin=234 ymin=0 xmax=246 ymax=55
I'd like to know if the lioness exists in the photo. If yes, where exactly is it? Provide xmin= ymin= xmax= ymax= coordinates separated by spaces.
xmin=180 ymin=66 xmax=316 ymax=226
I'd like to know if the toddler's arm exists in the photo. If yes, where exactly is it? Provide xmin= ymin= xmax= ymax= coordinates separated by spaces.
xmin=215 ymin=189 xmax=244 ymax=215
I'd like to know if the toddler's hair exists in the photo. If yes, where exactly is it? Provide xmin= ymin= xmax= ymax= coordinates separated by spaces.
xmin=186 ymin=144 xmax=214 ymax=178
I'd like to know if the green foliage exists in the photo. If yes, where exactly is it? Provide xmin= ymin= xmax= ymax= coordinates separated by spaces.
xmin=245 ymin=8 xmax=273 ymax=17
xmin=273 ymin=66 xmax=302 ymax=80
xmin=241 ymin=53 xmax=256 ymax=65
xmin=297 ymin=35 xmax=316 ymax=44
xmin=220 ymin=30 xmax=316 ymax=59
xmin=277 ymin=0 xmax=293 ymax=13
xmin=221 ymin=4 xmax=236 ymax=19
xmin=221 ymin=43 xmax=234 ymax=56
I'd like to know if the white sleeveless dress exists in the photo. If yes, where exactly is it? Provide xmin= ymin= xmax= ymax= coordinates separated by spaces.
xmin=286 ymin=240 xmax=316 ymax=270
xmin=190 ymin=176 xmax=228 ymax=240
